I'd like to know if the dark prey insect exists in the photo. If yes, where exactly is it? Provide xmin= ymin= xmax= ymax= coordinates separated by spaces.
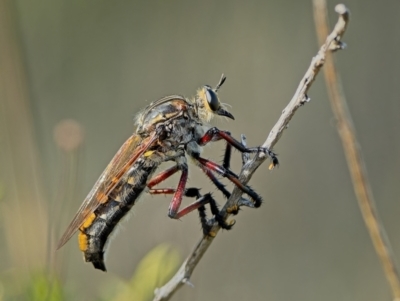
xmin=56 ymin=75 xmax=278 ymax=271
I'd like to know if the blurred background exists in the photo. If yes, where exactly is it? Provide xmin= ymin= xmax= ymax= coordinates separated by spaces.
xmin=1 ymin=0 xmax=400 ymax=300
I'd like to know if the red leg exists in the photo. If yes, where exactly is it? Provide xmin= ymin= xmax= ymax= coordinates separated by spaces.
xmin=173 ymin=192 xmax=234 ymax=234
xmin=148 ymin=187 xmax=206 ymax=216
xmin=165 ymin=191 xmax=233 ymax=233
xmin=146 ymin=163 xmax=199 ymax=218
xmin=198 ymin=128 xmax=238 ymax=148
xmin=195 ymin=156 xmax=263 ymax=207
xmin=146 ymin=164 xmax=192 ymax=218
xmin=167 ymin=166 xmax=188 ymax=218
xmin=149 ymin=188 xmax=211 ymax=219
xmin=148 ymin=188 xmax=176 ymax=195
xmin=162 ymin=167 xmax=231 ymax=227
xmin=197 ymin=127 xmax=279 ymax=168
xmin=145 ymin=160 xmax=234 ymax=232
xmin=149 ymin=165 xmax=232 ymax=200
xmin=172 ymin=194 xmax=211 ymax=219
xmin=147 ymin=165 xmax=180 ymax=188
xmin=148 ymin=186 xmax=233 ymax=232
xmin=199 ymin=165 xmax=231 ymax=199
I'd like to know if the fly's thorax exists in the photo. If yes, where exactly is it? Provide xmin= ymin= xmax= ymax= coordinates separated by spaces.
xmin=135 ymin=97 xmax=190 ymax=134
xmin=167 ymin=117 xmax=196 ymax=144
xmin=186 ymin=140 xmax=202 ymax=158
xmin=185 ymin=123 xmax=208 ymax=158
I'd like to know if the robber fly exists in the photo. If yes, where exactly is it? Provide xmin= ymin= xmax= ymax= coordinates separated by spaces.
xmin=57 ymin=75 xmax=278 ymax=271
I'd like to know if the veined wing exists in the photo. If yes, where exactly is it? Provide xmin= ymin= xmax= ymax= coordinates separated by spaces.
xmin=57 ymin=131 xmax=159 ymax=249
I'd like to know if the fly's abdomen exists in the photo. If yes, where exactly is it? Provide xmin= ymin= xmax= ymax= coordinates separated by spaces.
xmin=78 ymin=163 xmax=156 ymax=271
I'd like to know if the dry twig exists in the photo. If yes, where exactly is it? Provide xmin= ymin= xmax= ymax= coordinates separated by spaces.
xmin=153 ymin=4 xmax=350 ymax=301
xmin=313 ymin=1 xmax=400 ymax=299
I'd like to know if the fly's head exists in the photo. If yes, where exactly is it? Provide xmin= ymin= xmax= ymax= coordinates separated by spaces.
xmin=195 ymin=74 xmax=234 ymax=123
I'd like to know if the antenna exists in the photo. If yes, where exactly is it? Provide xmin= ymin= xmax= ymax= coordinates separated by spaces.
xmin=214 ymin=74 xmax=226 ymax=92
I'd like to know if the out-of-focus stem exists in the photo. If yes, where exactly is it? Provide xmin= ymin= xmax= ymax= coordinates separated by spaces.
xmin=313 ymin=1 xmax=400 ymax=299
xmin=0 ymin=0 xmax=48 ymax=276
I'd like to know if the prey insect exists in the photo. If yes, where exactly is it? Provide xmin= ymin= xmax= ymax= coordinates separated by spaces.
xmin=56 ymin=75 xmax=278 ymax=271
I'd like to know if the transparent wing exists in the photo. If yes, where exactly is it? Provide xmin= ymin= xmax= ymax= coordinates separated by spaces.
xmin=56 ymin=132 xmax=159 ymax=249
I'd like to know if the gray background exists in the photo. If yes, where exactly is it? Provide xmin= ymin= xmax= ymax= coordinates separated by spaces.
xmin=1 ymin=0 xmax=400 ymax=300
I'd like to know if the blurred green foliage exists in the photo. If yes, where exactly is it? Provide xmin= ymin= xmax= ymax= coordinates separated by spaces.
xmin=0 ymin=244 xmax=179 ymax=301
xmin=0 ymin=271 xmax=62 ymax=301
xmin=112 ymin=244 xmax=180 ymax=301
xmin=24 ymin=273 xmax=64 ymax=301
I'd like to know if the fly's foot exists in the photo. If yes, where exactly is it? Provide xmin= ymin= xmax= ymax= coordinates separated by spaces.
xmin=202 ymin=219 xmax=235 ymax=237
xmin=215 ymin=212 xmax=235 ymax=230
xmin=198 ymin=204 xmax=219 ymax=236
xmin=226 ymin=204 xmax=240 ymax=215
xmin=207 ymin=229 xmax=218 ymax=238
xmin=200 ymin=220 xmax=216 ymax=237
xmin=237 ymin=197 xmax=256 ymax=208
xmin=264 ymin=148 xmax=279 ymax=170
xmin=255 ymin=147 xmax=279 ymax=170
xmin=199 ymin=206 xmax=235 ymax=237
xmin=245 ymin=146 xmax=279 ymax=170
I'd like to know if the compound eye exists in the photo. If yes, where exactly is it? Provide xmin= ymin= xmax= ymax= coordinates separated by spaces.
xmin=205 ymin=86 xmax=220 ymax=111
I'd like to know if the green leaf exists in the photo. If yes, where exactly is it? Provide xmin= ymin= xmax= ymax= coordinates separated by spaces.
xmin=112 ymin=243 xmax=180 ymax=301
